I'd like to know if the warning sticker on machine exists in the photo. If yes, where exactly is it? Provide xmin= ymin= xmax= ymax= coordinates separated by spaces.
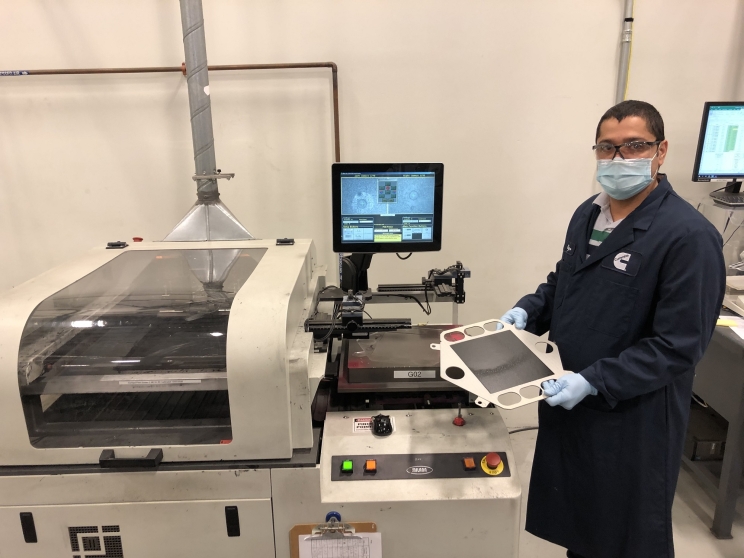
xmin=353 ymin=418 xmax=373 ymax=432
xmin=353 ymin=417 xmax=395 ymax=433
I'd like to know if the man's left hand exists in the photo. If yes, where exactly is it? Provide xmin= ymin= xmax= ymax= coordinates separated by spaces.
xmin=542 ymin=373 xmax=598 ymax=410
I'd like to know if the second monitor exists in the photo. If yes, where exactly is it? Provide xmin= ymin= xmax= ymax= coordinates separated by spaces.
xmin=692 ymin=102 xmax=744 ymax=206
xmin=332 ymin=163 xmax=443 ymax=253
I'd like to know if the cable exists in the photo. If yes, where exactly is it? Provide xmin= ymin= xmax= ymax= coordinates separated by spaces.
xmin=396 ymin=253 xmax=412 ymax=260
xmin=363 ymin=311 xmax=373 ymax=320
xmin=722 ymin=210 xmax=734 ymax=236
xmin=723 ymin=222 xmax=744 ymax=247
xmin=318 ymin=303 xmax=340 ymax=342
xmin=375 ymin=293 xmax=432 ymax=315
xmin=508 ymin=426 xmax=539 ymax=434
xmin=312 ymin=285 xmax=337 ymax=318
xmin=427 ymin=264 xmax=458 ymax=279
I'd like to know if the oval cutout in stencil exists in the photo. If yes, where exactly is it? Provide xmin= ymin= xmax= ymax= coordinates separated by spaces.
xmin=464 ymin=326 xmax=485 ymax=337
xmin=535 ymin=341 xmax=554 ymax=354
xmin=519 ymin=385 xmax=542 ymax=399
xmin=498 ymin=392 xmax=522 ymax=406
xmin=445 ymin=366 xmax=465 ymax=380
xmin=444 ymin=331 xmax=466 ymax=342
xmin=483 ymin=321 xmax=501 ymax=332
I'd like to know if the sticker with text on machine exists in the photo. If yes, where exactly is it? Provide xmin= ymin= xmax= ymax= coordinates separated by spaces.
xmin=353 ymin=417 xmax=396 ymax=434
xmin=393 ymin=369 xmax=436 ymax=379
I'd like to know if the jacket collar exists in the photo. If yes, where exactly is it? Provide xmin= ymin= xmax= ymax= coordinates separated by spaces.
xmin=630 ymin=175 xmax=671 ymax=231
xmin=574 ymin=176 xmax=672 ymax=273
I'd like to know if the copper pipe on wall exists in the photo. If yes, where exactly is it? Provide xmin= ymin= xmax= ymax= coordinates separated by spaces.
xmin=4 ymin=62 xmax=341 ymax=162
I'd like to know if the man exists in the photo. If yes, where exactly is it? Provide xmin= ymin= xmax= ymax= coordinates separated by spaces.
xmin=499 ymin=100 xmax=725 ymax=558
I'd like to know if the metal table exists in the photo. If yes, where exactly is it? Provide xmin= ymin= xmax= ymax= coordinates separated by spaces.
xmin=687 ymin=325 xmax=744 ymax=539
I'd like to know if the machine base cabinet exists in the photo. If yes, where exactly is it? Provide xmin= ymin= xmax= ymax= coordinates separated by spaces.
xmin=273 ymin=466 xmax=520 ymax=558
xmin=0 ymin=499 xmax=275 ymax=558
xmin=0 ymin=410 xmax=521 ymax=558
xmin=0 ymin=468 xmax=275 ymax=557
xmin=274 ymin=410 xmax=522 ymax=558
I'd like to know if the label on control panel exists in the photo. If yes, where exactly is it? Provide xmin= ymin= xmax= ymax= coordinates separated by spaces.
xmin=353 ymin=417 xmax=396 ymax=433
xmin=393 ymin=369 xmax=436 ymax=379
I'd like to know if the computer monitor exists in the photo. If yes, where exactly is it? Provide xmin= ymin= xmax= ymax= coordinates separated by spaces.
xmin=332 ymin=163 xmax=443 ymax=253
xmin=692 ymin=102 xmax=744 ymax=183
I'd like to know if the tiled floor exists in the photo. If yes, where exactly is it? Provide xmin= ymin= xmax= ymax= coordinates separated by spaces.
xmin=499 ymin=406 xmax=744 ymax=558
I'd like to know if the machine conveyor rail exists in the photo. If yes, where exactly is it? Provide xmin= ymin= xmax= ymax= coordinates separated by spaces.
xmin=305 ymin=318 xmax=412 ymax=339
xmin=20 ymin=370 xmax=228 ymax=395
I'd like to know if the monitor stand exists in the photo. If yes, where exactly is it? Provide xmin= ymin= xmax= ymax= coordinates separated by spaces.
xmin=725 ymin=180 xmax=742 ymax=193
xmin=341 ymin=254 xmax=373 ymax=293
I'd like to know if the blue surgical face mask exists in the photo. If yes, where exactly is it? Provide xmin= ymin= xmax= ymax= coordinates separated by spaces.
xmin=596 ymin=152 xmax=658 ymax=200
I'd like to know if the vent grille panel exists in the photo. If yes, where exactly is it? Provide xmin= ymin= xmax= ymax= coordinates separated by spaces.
xmin=68 ymin=525 xmax=124 ymax=558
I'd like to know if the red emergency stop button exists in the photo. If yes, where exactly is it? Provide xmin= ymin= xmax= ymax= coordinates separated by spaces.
xmin=481 ymin=452 xmax=505 ymax=476
xmin=485 ymin=452 xmax=502 ymax=470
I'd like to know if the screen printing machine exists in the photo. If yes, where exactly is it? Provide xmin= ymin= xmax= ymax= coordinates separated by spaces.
xmin=0 ymin=160 xmax=577 ymax=558
xmin=0 ymin=2 xmax=578 ymax=554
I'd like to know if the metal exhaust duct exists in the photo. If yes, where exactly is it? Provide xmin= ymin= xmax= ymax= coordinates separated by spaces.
xmin=165 ymin=0 xmax=253 ymax=241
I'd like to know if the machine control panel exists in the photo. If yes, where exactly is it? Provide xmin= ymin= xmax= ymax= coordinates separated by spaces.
xmin=331 ymin=452 xmax=510 ymax=481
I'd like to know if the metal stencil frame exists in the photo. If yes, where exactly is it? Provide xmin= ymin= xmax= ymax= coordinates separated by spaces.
xmin=432 ymin=319 xmax=567 ymax=409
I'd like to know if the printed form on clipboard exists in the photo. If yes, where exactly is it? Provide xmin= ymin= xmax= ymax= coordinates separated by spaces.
xmin=299 ymin=532 xmax=382 ymax=558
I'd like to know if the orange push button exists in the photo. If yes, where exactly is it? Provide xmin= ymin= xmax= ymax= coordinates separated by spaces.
xmin=364 ymin=459 xmax=377 ymax=473
xmin=463 ymin=457 xmax=476 ymax=470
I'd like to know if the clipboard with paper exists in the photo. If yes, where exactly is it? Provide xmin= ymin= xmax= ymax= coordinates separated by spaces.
xmin=292 ymin=516 xmax=381 ymax=558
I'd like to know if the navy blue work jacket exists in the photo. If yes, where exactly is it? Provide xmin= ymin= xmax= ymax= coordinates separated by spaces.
xmin=516 ymin=177 xmax=725 ymax=558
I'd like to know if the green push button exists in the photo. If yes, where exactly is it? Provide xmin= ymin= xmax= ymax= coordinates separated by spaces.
xmin=341 ymin=459 xmax=353 ymax=473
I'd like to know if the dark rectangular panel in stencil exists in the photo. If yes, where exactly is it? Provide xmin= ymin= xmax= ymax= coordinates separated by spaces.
xmin=451 ymin=331 xmax=553 ymax=394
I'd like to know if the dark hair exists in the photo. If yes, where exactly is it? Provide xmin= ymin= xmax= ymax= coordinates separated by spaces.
xmin=595 ymin=100 xmax=665 ymax=141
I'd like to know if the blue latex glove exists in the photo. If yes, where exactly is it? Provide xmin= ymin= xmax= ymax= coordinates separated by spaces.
xmin=541 ymin=372 xmax=598 ymax=410
xmin=497 ymin=307 xmax=528 ymax=330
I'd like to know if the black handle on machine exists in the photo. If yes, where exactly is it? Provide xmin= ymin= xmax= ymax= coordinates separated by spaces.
xmin=99 ymin=448 xmax=163 ymax=469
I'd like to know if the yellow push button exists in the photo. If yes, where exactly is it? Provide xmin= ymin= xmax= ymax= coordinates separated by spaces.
xmin=364 ymin=459 xmax=377 ymax=473
xmin=463 ymin=457 xmax=476 ymax=470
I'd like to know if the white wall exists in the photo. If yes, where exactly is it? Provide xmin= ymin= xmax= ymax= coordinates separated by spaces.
xmin=629 ymin=0 xmax=744 ymax=202
xmin=0 ymin=1 xmax=739 ymax=324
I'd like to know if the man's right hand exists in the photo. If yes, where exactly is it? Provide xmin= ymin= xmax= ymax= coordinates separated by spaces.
xmin=497 ymin=307 xmax=528 ymax=330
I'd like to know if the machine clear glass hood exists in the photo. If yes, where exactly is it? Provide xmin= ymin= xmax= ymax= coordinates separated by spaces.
xmin=17 ymin=248 xmax=266 ymax=449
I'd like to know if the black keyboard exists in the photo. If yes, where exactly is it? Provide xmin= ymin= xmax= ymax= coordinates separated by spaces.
xmin=710 ymin=191 xmax=744 ymax=206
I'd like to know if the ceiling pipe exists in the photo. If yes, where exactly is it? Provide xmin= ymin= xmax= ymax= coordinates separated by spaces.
xmin=615 ymin=0 xmax=635 ymax=104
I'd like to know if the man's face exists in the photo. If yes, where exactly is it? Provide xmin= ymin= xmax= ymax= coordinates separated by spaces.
xmin=596 ymin=116 xmax=668 ymax=178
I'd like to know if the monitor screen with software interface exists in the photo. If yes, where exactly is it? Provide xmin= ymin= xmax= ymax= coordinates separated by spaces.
xmin=692 ymin=102 xmax=744 ymax=181
xmin=332 ymin=163 xmax=443 ymax=253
